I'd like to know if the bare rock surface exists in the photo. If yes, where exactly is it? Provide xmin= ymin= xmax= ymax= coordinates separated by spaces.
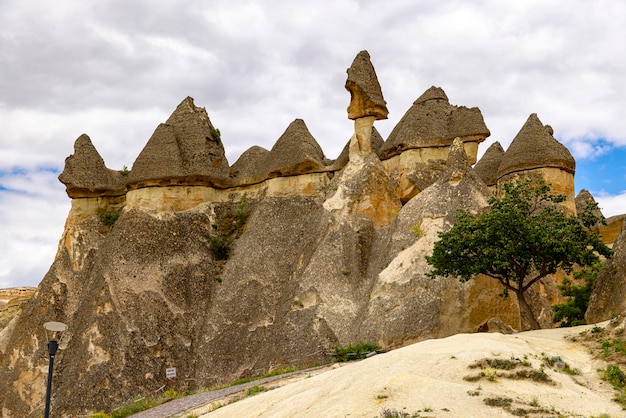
xmin=231 ymin=119 xmax=328 ymax=185
xmin=357 ymin=139 xmax=512 ymax=347
xmin=0 ymin=51 xmax=597 ymax=417
xmin=587 ymin=220 xmax=626 ymax=323
xmin=202 ymin=324 xmax=623 ymax=418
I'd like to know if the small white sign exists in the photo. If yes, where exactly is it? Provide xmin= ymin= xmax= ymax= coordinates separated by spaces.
xmin=166 ymin=367 xmax=177 ymax=379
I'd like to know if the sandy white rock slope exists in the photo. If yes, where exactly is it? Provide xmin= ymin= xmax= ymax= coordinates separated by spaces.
xmin=200 ymin=323 xmax=624 ymax=417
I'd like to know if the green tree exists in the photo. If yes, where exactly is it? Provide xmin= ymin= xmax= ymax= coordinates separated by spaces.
xmin=426 ymin=178 xmax=612 ymax=330
xmin=552 ymin=261 xmax=603 ymax=327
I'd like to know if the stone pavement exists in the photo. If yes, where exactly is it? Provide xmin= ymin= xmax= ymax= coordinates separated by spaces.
xmin=130 ymin=365 xmax=339 ymax=418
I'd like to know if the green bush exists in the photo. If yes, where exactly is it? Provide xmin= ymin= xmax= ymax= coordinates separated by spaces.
xmin=331 ymin=341 xmax=380 ymax=362
xmin=602 ymin=365 xmax=626 ymax=388
xmin=100 ymin=209 xmax=120 ymax=226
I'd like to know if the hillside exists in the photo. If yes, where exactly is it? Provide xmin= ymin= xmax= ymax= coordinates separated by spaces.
xmin=196 ymin=322 xmax=625 ymax=418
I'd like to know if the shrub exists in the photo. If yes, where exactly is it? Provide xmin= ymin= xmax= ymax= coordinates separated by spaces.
xmin=100 ymin=209 xmax=120 ymax=226
xmin=602 ymin=365 xmax=626 ymax=388
xmin=331 ymin=341 xmax=381 ymax=362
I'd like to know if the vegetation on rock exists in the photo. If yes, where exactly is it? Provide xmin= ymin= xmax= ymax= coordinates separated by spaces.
xmin=205 ymin=195 xmax=250 ymax=261
xmin=331 ymin=341 xmax=381 ymax=362
xmin=427 ymin=178 xmax=612 ymax=330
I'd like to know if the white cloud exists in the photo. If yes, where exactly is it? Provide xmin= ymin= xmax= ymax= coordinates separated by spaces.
xmin=596 ymin=191 xmax=626 ymax=219
xmin=0 ymin=169 xmax=69 ymax=288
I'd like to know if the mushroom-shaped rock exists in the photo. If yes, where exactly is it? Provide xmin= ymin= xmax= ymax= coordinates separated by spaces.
xmin=345 ymin=50 xmax=388 ymax=120
xmin=128 ymin=97 xmax=230 ymax=189
xmin=378 ymin=86 xmax=490 ymax=160
xmin=497 ymin=113 xmax=575 ymax=179
xmin=59 ymin=134 xmax=126 ymax=198
xmin=474 ymin=141 xmax=505 ymax=188
xmin=264 ymin=119 xmax=327 ymax=177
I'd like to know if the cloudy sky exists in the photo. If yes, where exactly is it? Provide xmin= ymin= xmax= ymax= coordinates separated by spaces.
xmin=1 ymin=0 xmax=625 ymax=289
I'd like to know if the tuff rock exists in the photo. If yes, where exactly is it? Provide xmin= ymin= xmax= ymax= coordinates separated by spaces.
xmin=586 ymin=220 xmax=626 ymax=323
xmin=0 ymin=51 xmax=623 ymax=417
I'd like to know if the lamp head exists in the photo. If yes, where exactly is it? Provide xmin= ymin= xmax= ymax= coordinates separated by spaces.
xmin=43 ymin=321 xmax=68 ymax=342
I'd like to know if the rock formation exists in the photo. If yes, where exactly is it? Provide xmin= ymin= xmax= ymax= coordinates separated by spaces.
xmin=58 ymin=134 xmax=126 ymax=198
xmin=497 ymin=113 xmax=576 ymax=213
xmin=1 ymin=50 xmax=620 ymax=417
xmin=128 ymin=96 xmax=230 ymax=189
xmin=358 ymin=138 xmax=518 ymax=346
xmin=586 ymin=220 xmax=626 ymax=323
xmin=473 ymin=141 xmax=505 ymax=193
xmin=345 ymin=50 xmax=388 ymax=121
xmin=378 ymin=86 xmax=490 ymax=202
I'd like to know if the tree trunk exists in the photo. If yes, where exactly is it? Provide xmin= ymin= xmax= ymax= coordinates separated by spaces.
xmin=516 ymin=290 xmax=541 ymax=330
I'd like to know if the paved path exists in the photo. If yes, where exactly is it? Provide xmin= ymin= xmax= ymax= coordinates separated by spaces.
xmin=130 ymin=365 xmax=339 ymax=418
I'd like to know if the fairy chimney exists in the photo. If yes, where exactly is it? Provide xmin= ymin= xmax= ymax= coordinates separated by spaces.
xmin=497 ymin=113 xmax=576 ymax=213
xmin=474 ymin=141 xmax=505 ymax=193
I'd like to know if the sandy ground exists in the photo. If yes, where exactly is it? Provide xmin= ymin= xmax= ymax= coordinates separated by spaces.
xmin=195 ymin=323 xmax=625 ymax=417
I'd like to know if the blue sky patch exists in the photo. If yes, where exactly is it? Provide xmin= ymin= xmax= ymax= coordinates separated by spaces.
xmin=576 ymin=145 xmax=626 ymax=195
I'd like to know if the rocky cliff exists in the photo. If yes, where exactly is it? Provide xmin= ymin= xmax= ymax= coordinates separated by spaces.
xmin=0 ymin=50 xmax=622 ymax=417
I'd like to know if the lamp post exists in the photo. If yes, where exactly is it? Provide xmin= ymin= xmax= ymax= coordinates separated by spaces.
xmin=43 ymin=321 xmax=67 ymax=418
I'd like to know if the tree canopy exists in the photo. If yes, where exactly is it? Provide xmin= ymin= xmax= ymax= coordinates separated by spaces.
xmin=426 ymin=178 xmax=612 ymax=330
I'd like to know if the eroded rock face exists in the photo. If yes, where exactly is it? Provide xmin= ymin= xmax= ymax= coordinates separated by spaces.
xmin=498 ymin=114 xmax=575 ymax=179
xmin=587 ymin=220 xmax=626 ymax=323
xmin=58 ymin=134 xmax=127 ymax=198
xmin=378 ymin=87 xmax=490 ymax=202
xmin=497 ymin=114 xmax=576 ymax=214
xmin=357 ymin=139 xmax=517 ymax=346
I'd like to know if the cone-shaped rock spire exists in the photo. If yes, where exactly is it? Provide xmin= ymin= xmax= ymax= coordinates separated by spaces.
xmin=345 ymin=50 xmax=388 ymax=120
xmin=231 ymin=119 xmax=327 ymax=183
xmin=58 ymin=134 xmax=126 ymax=198
xmin=128 ymin=97 xmax=229 ymax=188
xmin=474 ymin=141 xmax=505 ymax=188
xmin=498 ymin=113 xmax=575 ymax=179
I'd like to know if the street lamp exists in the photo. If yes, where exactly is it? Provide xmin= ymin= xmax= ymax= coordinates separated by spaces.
xmin=43 ymin=321 xmax=67 ymax=418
